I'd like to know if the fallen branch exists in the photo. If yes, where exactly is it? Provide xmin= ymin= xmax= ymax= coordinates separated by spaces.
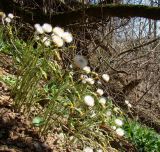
xmin=1 ymin=0 xmax=160 ymax=26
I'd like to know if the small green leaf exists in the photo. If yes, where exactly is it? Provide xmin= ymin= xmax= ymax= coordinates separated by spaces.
xmin=32 ymin=117 xmax=44 ymax=127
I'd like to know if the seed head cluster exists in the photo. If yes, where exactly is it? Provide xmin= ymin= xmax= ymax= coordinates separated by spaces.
xmin=34 ymin=23 xmax=73 ymax=47
xmin=0 ymin=12 xmax=14 ymax=24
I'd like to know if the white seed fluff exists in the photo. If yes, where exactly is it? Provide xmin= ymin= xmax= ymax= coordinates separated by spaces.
xmin=116 ymin=128 xmax=125 ymax=136
xmin=125 ymin=100 xmax=132 ymax=108
xmin=128 ymin=103 xmax=132 ymax=108
xmin=83 ymin=147 xmax=93 ymax=152
xmin=8 ymin=13 xmax=14 ymax=19
xmin=84 ymin=95 xmax=95 ymax=107
xmin=83 ymin=66 xmax=91 ymax=73
xmin=86 ymin=78 xmax=95 ymax=85
xmin=106 ymin=110 xmax=112 ymax=116
xmin=99 ymin=97 xmax=106 ymax=105
xmin=125 ymin=100 xmax=129 ymax=105
xmin=80 ymin=74 xmax=88 ymax=80
xmin=62 ymin=32 xmax=73 ymax=43
xmin=115 ymin=119 xmax=123 ymax=126
xmin=102 ymin=74 xmax=110 ymax=82
xmin=96 ymin=88 xmax=104 ymax=96
xmin=80 ymin=74 xmax=88 ymax=84
xmin=34 ymin=24 xmax=40 ymax=29
xmin=52 ymin=35 xmax=64 ymax=47
xmin=69 ymin=64 xmax=73 ymax=69
xmin=42 ymin=23 xmax=52 ymax=33
xmin=82 ymin=79 xmax=87 ymax=84
xmin=34 ymin=24 xmax=44 ymax=34
xmin=80 ymin=74 xmax=88 ymax=83
xmin=53 ymin=26 xmax=64 ymax=37
xmin=5 ymin=17 xmax=11 ymax=23
xmin=112 ymin=126 xmax=117 ymax=130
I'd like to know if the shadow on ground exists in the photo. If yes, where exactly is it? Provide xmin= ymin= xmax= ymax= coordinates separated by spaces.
xmin=0 ymin=104 xmax=52 ymax=152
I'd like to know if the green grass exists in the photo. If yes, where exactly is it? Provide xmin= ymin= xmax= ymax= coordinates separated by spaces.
xmin=124 ymin=120 xmax=160 ymax=152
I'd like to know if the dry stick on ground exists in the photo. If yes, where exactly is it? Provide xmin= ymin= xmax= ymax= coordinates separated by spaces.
xmin=127 ymin=74 xmax=160 ymax=133
xmin=136 ymin=75 xmax=160 ymax=104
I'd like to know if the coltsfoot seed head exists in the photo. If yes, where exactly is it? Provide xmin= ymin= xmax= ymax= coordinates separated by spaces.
xmin=83 ymin=147 xmax=93 ymax=152
xmin=102 ymin=74 xmax=110 ymax=82
xmin=99 ymin=97 xmax=106 ymax=105
xmin=52 ymin=34 xmax=64 ymax=47
xmin=83 ymin=66 xmax=91 ymax=73
xmin=116 ymin=128 xmax=125 ymax=136
xmin=5 ymin=17 xmax=11 ymax=23
xmin=34 ymin=24 xmax=44 ymax=34
xmin=115 ymin=119 xmax=123 ymax=126
xmin=53 ymin=26 xmax=64 ymax=37
xmin=62 ymin=32 xmax=73 ymax=43
xmin=8 ymin=13 xmax=14 ymax=19
xmin=96 ymin=88 xmax=104 ymax=96
xmin=84 ymin=95 xmax=95 ymax=107
xmin=42 ymin=23 xmax=52 ymax=33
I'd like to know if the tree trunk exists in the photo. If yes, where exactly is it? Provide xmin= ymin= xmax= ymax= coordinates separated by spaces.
xmin=1 ymin=1 xmax=160 ymax=26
